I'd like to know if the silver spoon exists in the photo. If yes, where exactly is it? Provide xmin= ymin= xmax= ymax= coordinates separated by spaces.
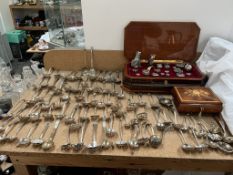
xmin=191 ymin=128 xmax=208 ymax=152
xmin=151 ymin=107 xmax=165 ymax=131
xmin=128 ymin=121 xmax=140 ymax=151
xmin=116 ymin=116 xmax=128 ymax=149
xmin=0 ymin=124 xmax=17 ymax=143
xmin=147 ymin=123 xmax=162 ymax=148
xmin=101 ymin=109 xmax=114 ymax=150
xmin=42 ymin=120 xmax=61 ymax=151
xmin=0 ymin=117 xmax=14 ymax=133
xmin=61 ymin=126 xmax=72 ymax=151
xmin=106 ymin=113 xmax=117 ymax=138
xmin=72 ymin=117 xmax=90 ymax=152
xmin=16 ymin=123 xmax=39 ymax=147
xmin=87 ymin=120 xmax=100 ymax=152
xmin=137 ymin=122 xmax=149 ymax=146
xmin=6 ymin=122 xmax=27 ymax=143
xmin=217 ymin=141 xmax=233 ymax=153
xmin=179 ymin=129 xmax=195 ymax=152
xmin=31 ymin=122 xmax=50 ymax=146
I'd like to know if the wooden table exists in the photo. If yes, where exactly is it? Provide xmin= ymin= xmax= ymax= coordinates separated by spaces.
xmin=26 ymin=42 xmax=57 ymax=53
xmin=1 ymin=50 xmax=233 ymax=175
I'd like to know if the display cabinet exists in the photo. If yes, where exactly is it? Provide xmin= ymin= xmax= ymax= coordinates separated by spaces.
xmin=43 ymin=0 xmax=85 ymax=48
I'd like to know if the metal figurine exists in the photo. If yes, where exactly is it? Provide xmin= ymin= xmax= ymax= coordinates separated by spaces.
xmin=131 ymin=51 xmax=141 ymax=68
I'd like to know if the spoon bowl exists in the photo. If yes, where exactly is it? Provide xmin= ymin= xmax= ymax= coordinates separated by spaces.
xmin=31 ymin=138 xmax=44 ymax=146
xmin=116 ymin=140 xmax=128 ymax=149
xmin=42 ymin=140 xmax=54 ymax=151
xmin=182 ymin=143 xmax=195 ymax=152
xmin=61 ymin=143 xmax=72 ymax=151
xmin=128 ymin=140 xmax=139 ymax=149
xmin=16 ymin=138 xmax=31 ymax=147
xmin=72 ymin=142 xmax=84 ymax=152
xmin=106 ymin=128 xmax=117 ymax=138
xmin=149 ymin=135 xmax=162 ymax=148
xmin=101 ymin=140 xmax=114 ymax=150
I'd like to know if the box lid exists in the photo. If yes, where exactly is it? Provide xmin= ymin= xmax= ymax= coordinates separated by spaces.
xmin=124 ymin=21 xmax=200 ymax=62
xmin=173 ymin=86 xmax=222 ymax=104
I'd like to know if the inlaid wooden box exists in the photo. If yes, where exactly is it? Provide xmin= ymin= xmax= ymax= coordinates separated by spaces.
xmin=172 ymin=86 xmax=223 ymax=113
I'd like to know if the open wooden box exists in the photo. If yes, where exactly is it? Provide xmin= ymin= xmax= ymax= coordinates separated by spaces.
xmin=122 ymin=21 xmax=206 ymax=93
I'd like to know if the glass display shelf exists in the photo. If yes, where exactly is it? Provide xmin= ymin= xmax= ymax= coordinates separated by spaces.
xmin=43 ymin=0 xmax=85 ymax=48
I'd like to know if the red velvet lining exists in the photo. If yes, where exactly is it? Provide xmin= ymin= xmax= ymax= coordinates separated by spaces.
xmin=127 ymin=63 xmax=203 ymax=79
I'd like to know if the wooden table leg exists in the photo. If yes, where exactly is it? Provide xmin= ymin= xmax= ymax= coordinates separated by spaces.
xmin=13 ymin=164 xmax=31 ymax=175
xmin=10 ymin=156 xmax=37 ymax=175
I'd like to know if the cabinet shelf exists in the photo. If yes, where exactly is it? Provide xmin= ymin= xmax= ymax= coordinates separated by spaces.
xmin=15 ymin=26 xmax=48 ymax=31
xmin=9 ymin=4 xmax=44 ymax=10
xmin=9 ymin=2 xmax=47 ymax=31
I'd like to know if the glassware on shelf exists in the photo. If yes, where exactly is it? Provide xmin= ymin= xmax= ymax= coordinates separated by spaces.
xmin=43 ymin=0 xmax=85 ymax=48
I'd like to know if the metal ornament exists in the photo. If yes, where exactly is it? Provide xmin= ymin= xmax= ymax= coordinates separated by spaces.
xmin=131 ymin=51 xmax=141 ymax=68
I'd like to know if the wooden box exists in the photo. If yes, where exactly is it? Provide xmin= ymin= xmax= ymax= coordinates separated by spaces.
xmin=122 ymin=21 xmax=206 ymax=93
xmin=172 ymin=86 xmax=223 ymax=113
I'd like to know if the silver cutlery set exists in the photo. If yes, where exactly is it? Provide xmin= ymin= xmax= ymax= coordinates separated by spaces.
xmin=0 ymin=67 xmax=233 ymax=154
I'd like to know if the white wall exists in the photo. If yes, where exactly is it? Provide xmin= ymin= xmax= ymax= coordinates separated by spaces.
xmin=81 ymin=0 xmax=233 ymax=51
xmin=1 ymin=0 xmax=233 ymax=51
xmin=0 ymin=1 xmax=14 ymax=33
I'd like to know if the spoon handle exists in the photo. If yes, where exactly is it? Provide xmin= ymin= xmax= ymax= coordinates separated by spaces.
xmin=80 ymin=121 xmax=88 ymax=143
xmin=26 ymin=123 xmax=39 ymax=139
xmin=69 ymin=105 xmax=78 ymax=120
xmin=49 ymin=120 xmax=61 ymax=142
xmin=110 ymin=113 xmax=114 ymax=130
xmin=4 ymin=124 xmax=16 ymax=136
xmin=39 ymin=122 xmax=50 ymax=139
xmin=58 ymin=77 xmax=65 ymax=90
xmin=15 ymin=122 xmax=26 ymax=137
xmin=61 ymin=102 xmax=68 ymax=115
xmin=191 ymin=128 xmax=200 ymax=145
xmin=119 ymin=118 xmax=123 ymax=141
xmin=179 ymin=129 xmax=186 ymax=144
xmin=92 ymin=123 xmax=98 ymax=144
xmin=150 ymin=125 xmax=155 ymax=135
xmin=67 ymin=126 xmax=71 ymax=144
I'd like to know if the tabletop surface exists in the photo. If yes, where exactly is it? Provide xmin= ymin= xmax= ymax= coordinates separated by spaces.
xmin=0 ymin=69 xmax=233 ymax=171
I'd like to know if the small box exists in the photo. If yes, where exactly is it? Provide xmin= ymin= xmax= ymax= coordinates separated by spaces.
xmin=172 ymin=86 xmax=223 ymax=113
xmin=6 ymin=30 xmax=26 ymax=44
